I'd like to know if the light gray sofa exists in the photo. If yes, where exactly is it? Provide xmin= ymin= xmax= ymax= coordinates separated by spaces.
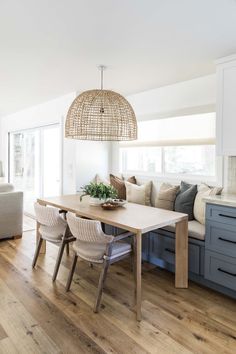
xmin=0 ymin=183 xmax=23 ymax=240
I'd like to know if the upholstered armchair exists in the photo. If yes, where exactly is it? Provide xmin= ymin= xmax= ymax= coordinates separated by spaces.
xmin=0 ymin=183 xmax=23 ymax=240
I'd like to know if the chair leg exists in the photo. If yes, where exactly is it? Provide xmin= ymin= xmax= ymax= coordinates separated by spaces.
xmin=32 ymin=237 xmax=43 ymax=268
xmin=66 ymin=253 xmax=78 ymax=291
xmin=52 ymin=241 xmax=66 ymax=282
xmin=66 ymin=242 xmax=70 ymax=256
xmin=94 ymin=259 xmax=110 ymax=313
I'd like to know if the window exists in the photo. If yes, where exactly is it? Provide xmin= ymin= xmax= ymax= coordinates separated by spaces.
xmin=120 ymin=146 xmax=162 ymax=174
xmin=119 ymin=113 xmax=218 ymax=181
xmin=164 ymin=145 xmax=215 ymax=176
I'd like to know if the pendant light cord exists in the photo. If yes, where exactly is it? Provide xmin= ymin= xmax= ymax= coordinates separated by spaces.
xmin=99 ymin=65 xmax=105 ymax=90
xmin=100 ymin=66 xmax=104 ymax=90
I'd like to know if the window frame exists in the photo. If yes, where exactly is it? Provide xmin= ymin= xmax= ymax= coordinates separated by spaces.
xmin=120 ymin=147 xmax=223 ymax=185
xmin=118 ymin=113 xmax=223 ymax=186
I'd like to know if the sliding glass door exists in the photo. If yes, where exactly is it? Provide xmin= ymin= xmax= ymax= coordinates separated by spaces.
xmin=9 ymin=124 xmax=61 ymax=215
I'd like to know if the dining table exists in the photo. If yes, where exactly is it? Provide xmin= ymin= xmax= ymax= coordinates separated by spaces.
xmin=36 ymin=194 xmax=188 ymax=321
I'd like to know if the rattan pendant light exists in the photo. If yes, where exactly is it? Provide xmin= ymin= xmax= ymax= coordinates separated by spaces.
xmin=65 ymin=66 xmax=137 ymax=141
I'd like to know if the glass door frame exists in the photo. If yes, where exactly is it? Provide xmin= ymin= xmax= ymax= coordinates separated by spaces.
xmin=8 ymin=123 xmax=63 ymax=213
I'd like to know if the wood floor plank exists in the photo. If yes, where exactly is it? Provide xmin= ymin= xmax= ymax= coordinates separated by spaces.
xmin=24 ymin=244 xmax=191 ymax=353
xmin=0 ymin=337 xmax=19 ymax=354
xmin=142 ymin=300 xmax=235 ymax=354
xmin=0 ymin=255 xmax=105 ymax=354
xmin=63 ymin=260 xmax=236 ymax=354
xmin=5 ymin=238 xmax=230 ymax=354
xmin=65 ymin=273 xmax=192 ymax=354
xmin=0 ymin=242 xmax=149 ymax=354
xmin=0 ymin=278 xmax=60 ymax=354
xmin=0 ymin=324 xmax=7 ymax=341
xmin=6 ymin=234 xmax=236 ymax=352
xmin=0 ymin=223 xmax=236 ymax=354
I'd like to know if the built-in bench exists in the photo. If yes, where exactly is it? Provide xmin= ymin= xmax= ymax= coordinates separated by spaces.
xmin=105 ymin=203 xmax=236 ymax=300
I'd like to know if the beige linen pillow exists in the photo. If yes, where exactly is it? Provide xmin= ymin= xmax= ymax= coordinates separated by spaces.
xmin=155 ymin=183 xmax=179 ymax=210
xmin=125 ymin=181 xmax=152 ymax=206
xmin=93 ymin=174 xmax=110 ymax=185
xmin=194 ymin=184 xmax=223 ymax=225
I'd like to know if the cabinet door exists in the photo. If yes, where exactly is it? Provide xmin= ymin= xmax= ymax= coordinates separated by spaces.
xmin=217 ymin=61 xmax=236 ymax=155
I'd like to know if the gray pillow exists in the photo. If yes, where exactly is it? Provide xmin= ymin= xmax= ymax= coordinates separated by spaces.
xmin=174 ymin=181 xmax=197 ymax=220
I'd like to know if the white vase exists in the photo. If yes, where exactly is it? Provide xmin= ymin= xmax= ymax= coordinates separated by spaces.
xmin=89 ymin=197 xmax=106 ymax=206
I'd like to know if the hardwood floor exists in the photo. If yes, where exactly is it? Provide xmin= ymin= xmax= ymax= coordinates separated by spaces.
xmin=0 ymin=218 xmax=235 ymax=353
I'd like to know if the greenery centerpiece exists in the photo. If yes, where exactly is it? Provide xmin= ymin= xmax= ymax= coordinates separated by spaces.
xmin=80 ymin=182 xmax=118 ymax=205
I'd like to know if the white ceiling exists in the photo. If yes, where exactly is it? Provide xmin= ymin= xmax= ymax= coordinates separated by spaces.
xmin=1 ymin=0 xmax=236 ymax=117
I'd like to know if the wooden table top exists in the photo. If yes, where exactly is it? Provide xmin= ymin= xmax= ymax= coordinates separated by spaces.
xmin=38 ymin=194 xmax=188 ymax=233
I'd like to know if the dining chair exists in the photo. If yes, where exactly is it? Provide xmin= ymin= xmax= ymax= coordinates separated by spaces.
xmin=32 ymin=203 xmax=76 ymax=281
xmin=65 ymin=212 xmax=134 ymax=313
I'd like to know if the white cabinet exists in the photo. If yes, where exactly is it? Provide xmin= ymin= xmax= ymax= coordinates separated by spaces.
xmin=216 ymin=54 xmax=236 ymax=156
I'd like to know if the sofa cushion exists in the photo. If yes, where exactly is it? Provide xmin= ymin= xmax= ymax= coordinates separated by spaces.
xmin=162 ymin=220 xmax=205 ymax=241
xmin=155 ymin=183 xmax=179 ymax=210
xmin=110 ymin=174 xmax=136 ymax=200
xmin=125 ymin=180 xmax=152 ymax=206
xmin=0 ymin=183 xmax=14 ymax=193
xmin=194 ymin=183 xmax=223 ymax=225
xmin=174 ymin=181 xmax=197 ymax=220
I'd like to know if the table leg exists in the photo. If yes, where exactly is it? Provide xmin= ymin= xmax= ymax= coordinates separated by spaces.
xmin=135 ymin=230 xmax=142 ymax=321
xmin=175 ymin=218 xmax=188 ymax=288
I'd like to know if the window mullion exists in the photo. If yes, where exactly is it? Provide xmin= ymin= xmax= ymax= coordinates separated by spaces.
xmin=161 ymin=147 xmax=165 ymax=176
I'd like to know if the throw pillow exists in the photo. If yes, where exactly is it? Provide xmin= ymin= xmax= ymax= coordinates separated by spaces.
xmin=155 ymin=183 xmax=179 ymax=210
xmin=125 ymin=181 xmax=152 ymax=206
xmin=194 ymin=184 xmax=223 ymax=225
xmin=174 ymin=181 xmax=198 ymax=220
xmin=93 ymin=174 xmax=110 ymax=185
xmin=110 ymin=174 xmax=136 ymax=200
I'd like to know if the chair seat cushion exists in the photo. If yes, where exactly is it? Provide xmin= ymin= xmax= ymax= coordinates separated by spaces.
xmin=73 ymin=240 xmax=131 ymax=263
xmin=162 ymin=220 xmax=205 ymax=241
xmin=39 ymin=224 xmax=67 ymax=242
xmin=110 ymin=242 xmax=131 ymax=260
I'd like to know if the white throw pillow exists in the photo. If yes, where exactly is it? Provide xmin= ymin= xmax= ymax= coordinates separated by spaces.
xmin=125 ymin=181 xmax=152 ymax=206
xmin=93 ymin=174 xmax=110 ymax=185
xmin=194 ymin=184 xmax=223 ymax=225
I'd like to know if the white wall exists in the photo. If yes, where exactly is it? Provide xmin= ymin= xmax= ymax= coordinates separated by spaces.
xmin=111 ymin=74 xmax=217 ymax=175
xmin=0 ymin=92 xmax=111 ymax=194
xmin=127 ymin=74 xmax=216 ymax=120
xmin=75 ymin=140 xmax=111 ymax=191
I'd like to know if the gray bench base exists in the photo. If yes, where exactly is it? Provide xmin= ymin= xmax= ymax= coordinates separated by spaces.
xmin=104 ymin=224 xmax=236 ymax=300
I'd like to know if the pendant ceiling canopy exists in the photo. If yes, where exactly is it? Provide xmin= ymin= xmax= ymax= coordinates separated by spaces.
xmin=65 ymin=66 xmax=137 ymax=141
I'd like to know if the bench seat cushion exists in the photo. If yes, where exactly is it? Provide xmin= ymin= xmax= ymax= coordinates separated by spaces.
xmin=162 ymin=220 xmax=205 ymax=241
